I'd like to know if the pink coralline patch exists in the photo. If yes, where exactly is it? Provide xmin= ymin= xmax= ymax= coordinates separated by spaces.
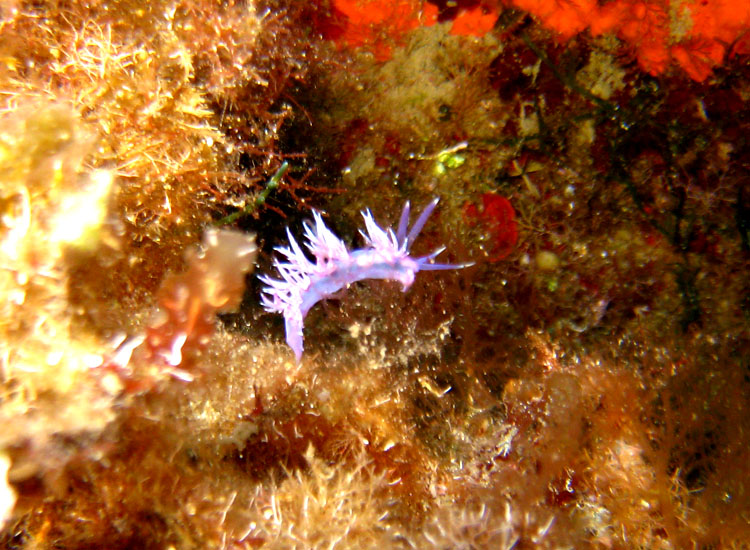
xmin=463 ymin=192 xmax=518 ymax=261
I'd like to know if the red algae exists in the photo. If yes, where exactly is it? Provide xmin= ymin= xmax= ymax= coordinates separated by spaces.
xmin=463 ymin=193 xmax=519 ymax=262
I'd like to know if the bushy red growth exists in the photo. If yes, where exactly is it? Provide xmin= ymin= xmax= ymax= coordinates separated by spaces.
xmin=463 ymin=192 xmax=518 ymax=261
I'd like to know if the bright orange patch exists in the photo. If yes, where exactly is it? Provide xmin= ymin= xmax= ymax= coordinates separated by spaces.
xmin=672 ymin=38 xmax=725 ymax=82
xmin=331 ymin=0 xmax=437 ymax=61
xmin=450 ymin=4 xmax=499 ymax=37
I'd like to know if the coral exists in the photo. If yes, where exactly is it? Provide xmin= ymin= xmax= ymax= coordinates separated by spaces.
xmin=259 ymin=199 xmax=468 ymax=361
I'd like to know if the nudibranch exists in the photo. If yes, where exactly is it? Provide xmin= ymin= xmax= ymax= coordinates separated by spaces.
xmin=259 ymin=199 xmax=470 ymax=361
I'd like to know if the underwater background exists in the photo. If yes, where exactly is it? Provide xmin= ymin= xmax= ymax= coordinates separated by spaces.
xmin=0 ymin=0 xmax=749 ymax=548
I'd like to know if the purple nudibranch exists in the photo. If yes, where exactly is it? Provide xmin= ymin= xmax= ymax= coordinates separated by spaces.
xmin=258 ymin=198 xmax=471 ymax=362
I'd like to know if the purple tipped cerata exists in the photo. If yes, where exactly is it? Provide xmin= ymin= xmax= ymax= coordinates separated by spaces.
xmin=258 ymin=199 xmax=470 ymax=361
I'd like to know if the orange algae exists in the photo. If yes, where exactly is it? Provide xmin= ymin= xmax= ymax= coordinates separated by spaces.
xmin=671 ymin=38 xmax=726 ymax=82
xmin=449 ymin=3 xmax=500 ymax=37
xmin=324 ymin=0 xmax=749 ymax=79
xmin=732 ymin=30 xmax=750 ymax=56
xmin=330 ymin=0 xmax=437 ymax=60
xmin=510 ymin=0 xmax=750 ymax=80
xmin=512 ymin=0 xmax=597 ymax=39
xmin=334 ymin=0 xmax=424 ymax=25
xmin=590 ymin=0 xmax=670 ymax=75
xmin=325 ymin=0 xmax=503 ymax=59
